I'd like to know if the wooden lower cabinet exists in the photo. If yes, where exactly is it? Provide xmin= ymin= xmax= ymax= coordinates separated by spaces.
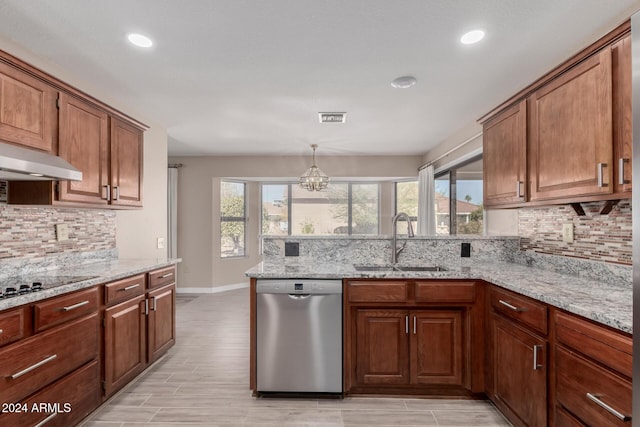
xmin=0 ymin=360 xmax=100 ymax=427
xmin=412 ymin=310 xmax=463 ymax=385
xmin=103 ymin=295 xmax=147 ymax=397
xmin=148 ymin=284 xmax=176 ymax=363
xmin=356 ymin=309 xmax=409 ymax=385
xmin=354 ymin=309 xmax=464 ymax=389
xmin=490 ymin=313 xmax=547 ymax=427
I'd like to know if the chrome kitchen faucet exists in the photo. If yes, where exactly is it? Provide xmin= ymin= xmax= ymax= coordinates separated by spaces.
xmin=391 ymin=212 xmax=414 ymax=264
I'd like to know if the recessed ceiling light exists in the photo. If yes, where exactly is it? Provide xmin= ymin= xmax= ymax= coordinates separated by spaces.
xmin=460 ymin=30 xmax=485 ymax=45
xmin=127 ymin=33 xmax=153 ymax=48
xmin=391 ymin=76 xmax=417 ymax=89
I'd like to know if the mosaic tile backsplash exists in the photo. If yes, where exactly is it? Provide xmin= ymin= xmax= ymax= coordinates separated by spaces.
xmin=518 ymin=200 xmax=632 ymax=265
xmin=0 ymin=205 xmax=116 ymax=259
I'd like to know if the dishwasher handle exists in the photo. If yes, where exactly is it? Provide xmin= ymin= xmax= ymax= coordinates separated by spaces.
xmin=288 ymin=294 xmax=311 ymax=300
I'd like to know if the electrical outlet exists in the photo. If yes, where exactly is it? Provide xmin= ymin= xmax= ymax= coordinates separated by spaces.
xmin=562 ymin=223 xmax=574 ymax=243
xmin=157 ymin=237 xmax=165 ymax=249
xmin=461 ymin=242 xmax=471 ymax=257
xmin=55 ymin=224 xmax=69 ymax=241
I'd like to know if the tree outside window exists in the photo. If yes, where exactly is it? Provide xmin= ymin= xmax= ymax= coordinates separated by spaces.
xmin=220 ymin=181 xmax=246 ymax=257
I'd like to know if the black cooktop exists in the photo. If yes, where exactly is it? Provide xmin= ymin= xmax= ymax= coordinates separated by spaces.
xmin=0 ymin=275 xmax=98 ymax=299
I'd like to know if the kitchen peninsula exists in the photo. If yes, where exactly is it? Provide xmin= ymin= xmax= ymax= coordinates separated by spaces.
xmin=247 ymin=235 xmax=632 ymax=426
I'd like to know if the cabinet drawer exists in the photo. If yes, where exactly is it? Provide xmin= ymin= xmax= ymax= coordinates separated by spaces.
xmin=415 ymin=281 xmax=475 ymax=303
xmin=34 ymin=287 xmax=98 ymax=332
xmin=555 ymin=405 xmax=586 ymax=427
xmin=555 ymin=311 xmax=631 ymax=378
xmin=105 ymin=274 xmax=146 ymax=305
xmin=348 ymin=280 xmax=409 ymax=303
xmin=0 ymin=360 xmax=100 ymax=427
xmin=0 ymin=313 xmax=99 ymax=404
xmin=148 ymin=266 xmax=176 ymax=289
xmin=0 ymin=307 xmax=28 ymax=347
xmin=491 ymin=287 xmax=547 ymax=335
xmin=556 ymin=346 xmax=631 ymax=426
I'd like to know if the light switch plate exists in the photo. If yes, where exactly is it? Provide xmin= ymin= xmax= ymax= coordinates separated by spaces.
xmin=562 ymin=223 xmax=574 ymax=243
xmin=55 ymin=224 xmax=69 ymax=241
xmin=157 ymin=237 xmax=165 ymax=249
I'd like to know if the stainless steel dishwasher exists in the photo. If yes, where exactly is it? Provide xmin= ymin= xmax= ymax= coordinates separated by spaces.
xmin=256 ymin=279 xmax=343 ymax=394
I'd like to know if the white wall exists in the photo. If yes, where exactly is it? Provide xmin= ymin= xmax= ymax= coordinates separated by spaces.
xmin=169 ymin=155 xmax=422 ymax=290
xmin=0 ymin=35 xmax=169 ymax=260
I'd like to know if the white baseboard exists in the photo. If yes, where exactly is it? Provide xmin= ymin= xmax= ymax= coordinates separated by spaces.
xmin=176 ymin=282 xmax=249 ymax=294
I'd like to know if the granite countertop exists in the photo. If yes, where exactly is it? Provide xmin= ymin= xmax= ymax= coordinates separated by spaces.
xmin=0 ymin=258 xmax=181 ymax=312
xmin=246 ymin=260 xmax=632 ymax=334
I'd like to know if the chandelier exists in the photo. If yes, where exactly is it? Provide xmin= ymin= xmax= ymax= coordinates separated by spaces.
xmin=298 ymin=144 xmax=329 ymax=191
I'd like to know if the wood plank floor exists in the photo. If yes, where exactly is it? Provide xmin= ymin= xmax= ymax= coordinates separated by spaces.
xmin=81 ymin=288 xmax=511 ymax=426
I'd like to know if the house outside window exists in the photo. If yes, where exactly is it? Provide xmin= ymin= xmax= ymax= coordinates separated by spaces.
xmin=435 ymin=156 xmax=483 ymax=235
xmin=261 ymin=183 xmax=380 ymax=236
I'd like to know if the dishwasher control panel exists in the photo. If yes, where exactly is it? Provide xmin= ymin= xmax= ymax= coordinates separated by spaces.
xmin=256 ymin=279 xmax=343 ymax=295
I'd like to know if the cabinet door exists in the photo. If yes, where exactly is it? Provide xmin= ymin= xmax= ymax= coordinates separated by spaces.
xmin=410 ymin=310 xmax=463 ymax=385
xmin=355 ymin=309 xmax=409 ymax=385
xmin=0 ymin=61 xmax=57 ymax=152
xmin=529 ymin=48 xmax=613 ymax=201
xmin=110 ymin=117 xmax=143 ymax=207
xmin=57 ymin=93 xmax=109 ymax=204
xmin=612 ymin=34 xmax=632 ymax=194
xmin=104 ymin=295 xmax=146 ymax=397
xmin=492 ymin=314 xmax=547 ymax=427
xmin=483 ymin=99 xmax=527 ymax=206
xmin=148 ymin=284 xmax=176 ymax=363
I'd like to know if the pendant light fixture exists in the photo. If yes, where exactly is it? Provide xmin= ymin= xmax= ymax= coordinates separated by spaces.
xmin=298 ymin=144 xmax=329 ymax=191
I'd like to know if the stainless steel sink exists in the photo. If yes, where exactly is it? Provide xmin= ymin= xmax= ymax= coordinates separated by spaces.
xmin=353 ymin=265 xmax=447 ymax=272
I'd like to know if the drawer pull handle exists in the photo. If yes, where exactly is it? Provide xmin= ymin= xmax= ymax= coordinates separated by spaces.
xmin=113 ymin=185 xmax=120 ymax=201
xmin=516 ymin=181 xmax=522 ymax=198
xmin=405 ymin=315 xmax=409 ymax=334
xmin=103 ymin=184 xmax=111 ymax=201
xmin=532 ymin=345 xmax=542 ymax=370
xmin=586 ymin=393 xmax=631 ymax=422
xmin=413 ymin=315 xmax=417 ymax=335
xmin=34 ymin=412 xmax=58 ymax=427
xmin=151 ymin=297 xmax=157 ymax=311
xmin=120 ymin=283 xmax=141 ymax=292
xmin=9 ymin=354 xmax=57 ymax=379
xmin=499 ymin=299 xmax=528 ymax=312
xmin=144 ymin=299 xmax=149 ymax=316
xmin=160 ymin=272 xmax=174 ymax=279
xmin=62 ymin=300 xmax=90 ymax=311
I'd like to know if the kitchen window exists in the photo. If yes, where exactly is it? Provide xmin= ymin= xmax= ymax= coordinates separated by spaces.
xmin=261 ymin=183 xmax=380 ymax=236
xmin=220 ymin=180 xmax=247 ymax=258
xmin=435 ymin=156 xmax=483 ymax=235
xmin=394 ymin=180 xmax=418 ymax=234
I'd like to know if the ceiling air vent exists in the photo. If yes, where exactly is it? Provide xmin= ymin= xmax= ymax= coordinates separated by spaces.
xmin=319 ymin=112 xmax=346 ymax=123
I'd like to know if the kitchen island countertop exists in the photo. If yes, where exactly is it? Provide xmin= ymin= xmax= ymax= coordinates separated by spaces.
xmin=0 ymin=258 xmax=181 ymax=312
xmin=246 ymin=260 xmax=631 ymax=334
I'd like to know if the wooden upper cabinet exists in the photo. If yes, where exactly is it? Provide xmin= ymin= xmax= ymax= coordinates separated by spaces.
xmin=529 ymin=48 xmax=613 ymax=201
xmin=57 ymin=93 xmax=109 ymax=205
xmin=612 ymin=34 xmax=632 ymax=194
xmin=110 ymin=117 xmax=143 ymax=207
xmin=0 ymin=61 xmax=57 ymax=152
xmin=482 ymin=99 xmax=527 ymax=207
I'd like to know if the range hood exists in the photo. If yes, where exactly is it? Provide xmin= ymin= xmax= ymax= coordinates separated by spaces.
xmin=0 ymin=142 xmax=82 ymax=181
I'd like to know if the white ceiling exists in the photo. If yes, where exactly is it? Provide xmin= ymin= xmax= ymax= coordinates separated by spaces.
xmin=0 ymin=1 xmax=638 ymax=157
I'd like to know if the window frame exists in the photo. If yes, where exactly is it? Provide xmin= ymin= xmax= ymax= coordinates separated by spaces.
xmin=434 ymin=154 xmax=484 ymax=236
xmin=220 ymin=179 xmax=248 ymax=259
